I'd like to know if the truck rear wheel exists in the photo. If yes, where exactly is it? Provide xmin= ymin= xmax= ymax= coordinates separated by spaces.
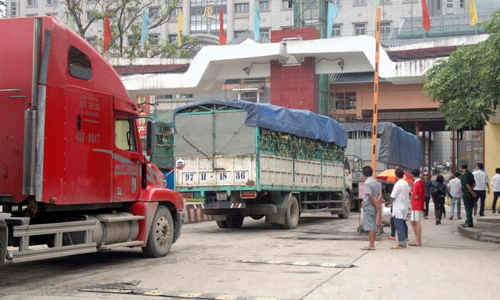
xmin=283 ymin=196 xmax=300 ymax=229
xmin=338 ymin=193 xmax=351 ymax=219
xmin=142 ymin=206 xmax=174 ymax=258
xmin=226 ymin=215 xmax=244 ymax=228
xmin=216 ymin=220 xmax=228 ymax=228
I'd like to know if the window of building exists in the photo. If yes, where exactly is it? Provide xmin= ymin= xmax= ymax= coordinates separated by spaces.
xmin=333 ymin=0 xmax=341 ymax=6
xmin=354 ymin=23 xmax=365 ymax=35
xmin=170 ymin=7 xmax=179 ymax=16
xmin=259 ymin=0 xmax=270 ymax=11
xmin=26 ymin=13 xmax=38 ymax=16
xmin=45 ymin=12 xmax=57 ymax=16
xmin=28 ymin=0 xmax=37 ymax=6
xmin=68 ymin=46 xmax=92 ymax=81
xmin=10 ymin=1 xmax=17 ymax=17
xmin=115 ymin=119 xmax=137 ymax=152
xmin=127 ymin=8 xmax=137 ymax=18
xmin=260 ymin=28 xmax=270 ymax=40
xmin=86 ymin=37 xmax=97 ymax=47
xmin=149 ymin=33 xmax=159 ymax=45
xmin=149 ymin=7 xmax=159 ymax=18
xmin=446 ymin=0 xmax=453 ymax=8
xmin=87 ymin=0 xmax=96 ymax=3
xmin=168 ymin=34 xmax=178 ymax=43
xmin=437 ymin=0 xmax=441 ymax=9
xmin=380 ymin=21 xmax=391 ymax=37
xmin=235 ymin=30 xmax=246 ymax=37
xmin=128 ymin=36 xmax=136 ymax=47
xmin=47 ymin=0 xmax=57 ymax=5
xmin=235 ymin=3 xmax=249 ymax=13
xmin=354 ymin=0 xmax=366 ymax=5
xmin=380 ymin=0 xmax=391 ymax=4
xmin=332 ymin=92 xmax=356 ymax=110
xmin=332 ymin=24 xmax=341 ymax=37
xmin=282 ymin=0 xmax=293 ymax=9
xmin=86 ymin=10 xmax=93 ymax=20
xmin=190 ymin=2 xmax=227 ymax=35
xmin=460 ymin=0 xmax=464 ymax=8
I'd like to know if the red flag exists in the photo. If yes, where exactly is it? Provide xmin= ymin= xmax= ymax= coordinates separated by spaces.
xmin=219 ymin=9 xmax=226 ymax=45
xmin=103 ymin=13 xmax=112 ymax=52
xmin=421 ymin=0 xmax=430 ymax=31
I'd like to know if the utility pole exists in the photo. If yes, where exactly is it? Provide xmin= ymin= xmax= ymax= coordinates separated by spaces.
xmin=371 ymin=6 xmax=381 ymax=174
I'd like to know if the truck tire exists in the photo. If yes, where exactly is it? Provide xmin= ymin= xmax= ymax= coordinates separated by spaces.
xmin=338 ymin=193 xmax=351 ymax=219
xmin=226 ymin=215 xmax=244 ymax=228
xmin=250 ymin=214 xmax=264 ymax=220
xmin=142 ymin=206 xmax=174 ymax=258
xmin=216 ymin=220 xmax=228 ymax=228
xmin=283 ymin=196 xmax=300 ymax=229
xmin=0 ymin=221 xmax=7 ymax=265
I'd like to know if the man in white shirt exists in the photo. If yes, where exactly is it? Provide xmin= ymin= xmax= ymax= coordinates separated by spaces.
xmin=448 ymin=172 xmax=462 ymax=220
xmin=389 ymin=168 xmax=410 ymax=249
xmin=491 ymin=168 xmax=500 ymax=213
xmin=473 ymin=162 xmax=490 ymax=216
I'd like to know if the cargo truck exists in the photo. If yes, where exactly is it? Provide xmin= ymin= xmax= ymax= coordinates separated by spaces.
xmin=342 ymin=122 xmax=422 ymax=209
xmin=174 ymin=100 xmax=350 ymax=229
xmin=0 ymin=17 xmax=183 ymax=265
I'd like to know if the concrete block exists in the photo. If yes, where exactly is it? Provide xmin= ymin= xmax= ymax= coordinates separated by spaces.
xmin=457 ymin=225 xmax=481 ymax=240
xmin=477 ymin=216 xmax=500 ymax=224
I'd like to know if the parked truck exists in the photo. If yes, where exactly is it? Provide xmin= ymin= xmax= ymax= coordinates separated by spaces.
xmin=174 ymin=100 xmax=350 ymax=229
xmin=342 ymin=122 xmax=422 ymax=209
xmin=0 ymin=17 xmax=183 ymax=265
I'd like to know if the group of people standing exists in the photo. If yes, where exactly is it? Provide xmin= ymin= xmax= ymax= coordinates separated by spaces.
xmin=361 ymin=161 xmax=500 ymax=250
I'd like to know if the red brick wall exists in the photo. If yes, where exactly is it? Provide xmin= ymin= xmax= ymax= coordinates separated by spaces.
xmin=270 ymin=28 xmax=320 ymax=113
xmin=270 ymin=28 xmax=319 ymax=43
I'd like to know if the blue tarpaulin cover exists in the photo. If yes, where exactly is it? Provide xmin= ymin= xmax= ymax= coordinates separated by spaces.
xmin=341 ymin=122 xmax=422 ymax=169
xmin=174 ymin=100 xmax=347 ymax=148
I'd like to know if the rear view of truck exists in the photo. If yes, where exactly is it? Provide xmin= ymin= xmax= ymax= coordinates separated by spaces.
xmin=0 ymin=17 xmax=183 ymax=265
xmin=342 ymin=122 xmax=422 ymax=208
xmin=174 ymin=100 xmax=350 ymax=229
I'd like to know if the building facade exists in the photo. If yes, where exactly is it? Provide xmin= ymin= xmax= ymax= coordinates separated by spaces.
xmin=6 ymin=0 xmax=484 ymax=49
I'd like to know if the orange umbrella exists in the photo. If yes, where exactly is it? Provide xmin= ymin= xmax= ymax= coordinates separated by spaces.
xmin=376 ymin=169 xmax=415 ymax=184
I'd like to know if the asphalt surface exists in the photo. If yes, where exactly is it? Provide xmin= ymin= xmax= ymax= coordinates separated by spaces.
xmin=1 ymin=211 xmax=499 ymax=300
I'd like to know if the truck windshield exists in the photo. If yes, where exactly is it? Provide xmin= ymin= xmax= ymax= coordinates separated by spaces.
xmin=115 ymin=119 xmax=137 ymax=152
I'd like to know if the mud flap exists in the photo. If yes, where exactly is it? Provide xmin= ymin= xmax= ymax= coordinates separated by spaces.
xmin=0 ymin=221 xmax=7 ymax=265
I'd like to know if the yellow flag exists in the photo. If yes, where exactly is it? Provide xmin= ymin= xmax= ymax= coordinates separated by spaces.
xmin=177 ymin=8 xmax=183 ymax=47
xmin=470 ymin=0 xmax=478 ymax=26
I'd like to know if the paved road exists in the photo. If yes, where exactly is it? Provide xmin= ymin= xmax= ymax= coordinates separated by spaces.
xmin=1 ymin=212 xmax=499 ymax=300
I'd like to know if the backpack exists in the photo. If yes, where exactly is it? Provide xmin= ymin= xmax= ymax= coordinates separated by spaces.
xmin=431 ymin=183 xmax=446 ymax=198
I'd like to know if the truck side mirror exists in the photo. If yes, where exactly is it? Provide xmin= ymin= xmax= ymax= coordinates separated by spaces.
xmin=146 ymin=120 xmax=156 ymax=158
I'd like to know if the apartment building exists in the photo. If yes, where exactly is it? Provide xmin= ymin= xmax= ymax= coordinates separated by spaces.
xmin=6 ymin=0 xmax=476 ymax=49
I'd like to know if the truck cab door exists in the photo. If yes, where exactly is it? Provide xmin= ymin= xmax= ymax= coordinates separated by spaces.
xmin=113 ymin=117 xmax=141 ymax=202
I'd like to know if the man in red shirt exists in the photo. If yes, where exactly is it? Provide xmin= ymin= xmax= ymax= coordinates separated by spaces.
xmin=410 ymin=168 xmax=424 ymax=246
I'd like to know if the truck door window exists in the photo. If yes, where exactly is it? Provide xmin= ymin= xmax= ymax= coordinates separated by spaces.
xmin=68 ymin=46 xmax=92 ymax=80
xmin=115 ymin=119 xmax=137 ymax=152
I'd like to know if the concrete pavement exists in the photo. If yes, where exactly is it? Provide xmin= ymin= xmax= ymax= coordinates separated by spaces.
xmin=1 ymin=211 xmax=499 ymax=300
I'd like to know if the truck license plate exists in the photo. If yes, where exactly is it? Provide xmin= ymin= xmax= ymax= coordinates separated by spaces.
xmin=216 ymin=192 xmax=227 ymax=201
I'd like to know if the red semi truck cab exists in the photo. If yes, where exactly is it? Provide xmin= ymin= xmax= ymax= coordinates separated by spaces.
xmin=0 ymin=17 xmax=183 ymax=264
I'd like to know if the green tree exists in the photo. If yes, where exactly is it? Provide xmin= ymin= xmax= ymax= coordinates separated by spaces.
xmin=423 ymin=11 xmax=500 ymax=129
xmin=63 ymin=0 xmax=197 ymax=58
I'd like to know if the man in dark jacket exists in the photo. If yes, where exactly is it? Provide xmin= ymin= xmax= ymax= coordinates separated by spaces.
xmin=423 ymin=172 xmax=432 ymax=219
xmin=460 ymin=161 xmax=476 ymax=228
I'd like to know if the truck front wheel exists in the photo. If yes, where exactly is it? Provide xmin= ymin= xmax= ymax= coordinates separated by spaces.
xmin=283 ymin=196 xmax=300 ymax=229
xmin=338 ymin=193 xmax=351 ymax=219
xmin=142 ymin=206 xmax=174 ymax=258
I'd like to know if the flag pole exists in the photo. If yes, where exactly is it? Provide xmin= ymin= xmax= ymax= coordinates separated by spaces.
xmin=371 ymin=7 xmax=381 ymax=174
